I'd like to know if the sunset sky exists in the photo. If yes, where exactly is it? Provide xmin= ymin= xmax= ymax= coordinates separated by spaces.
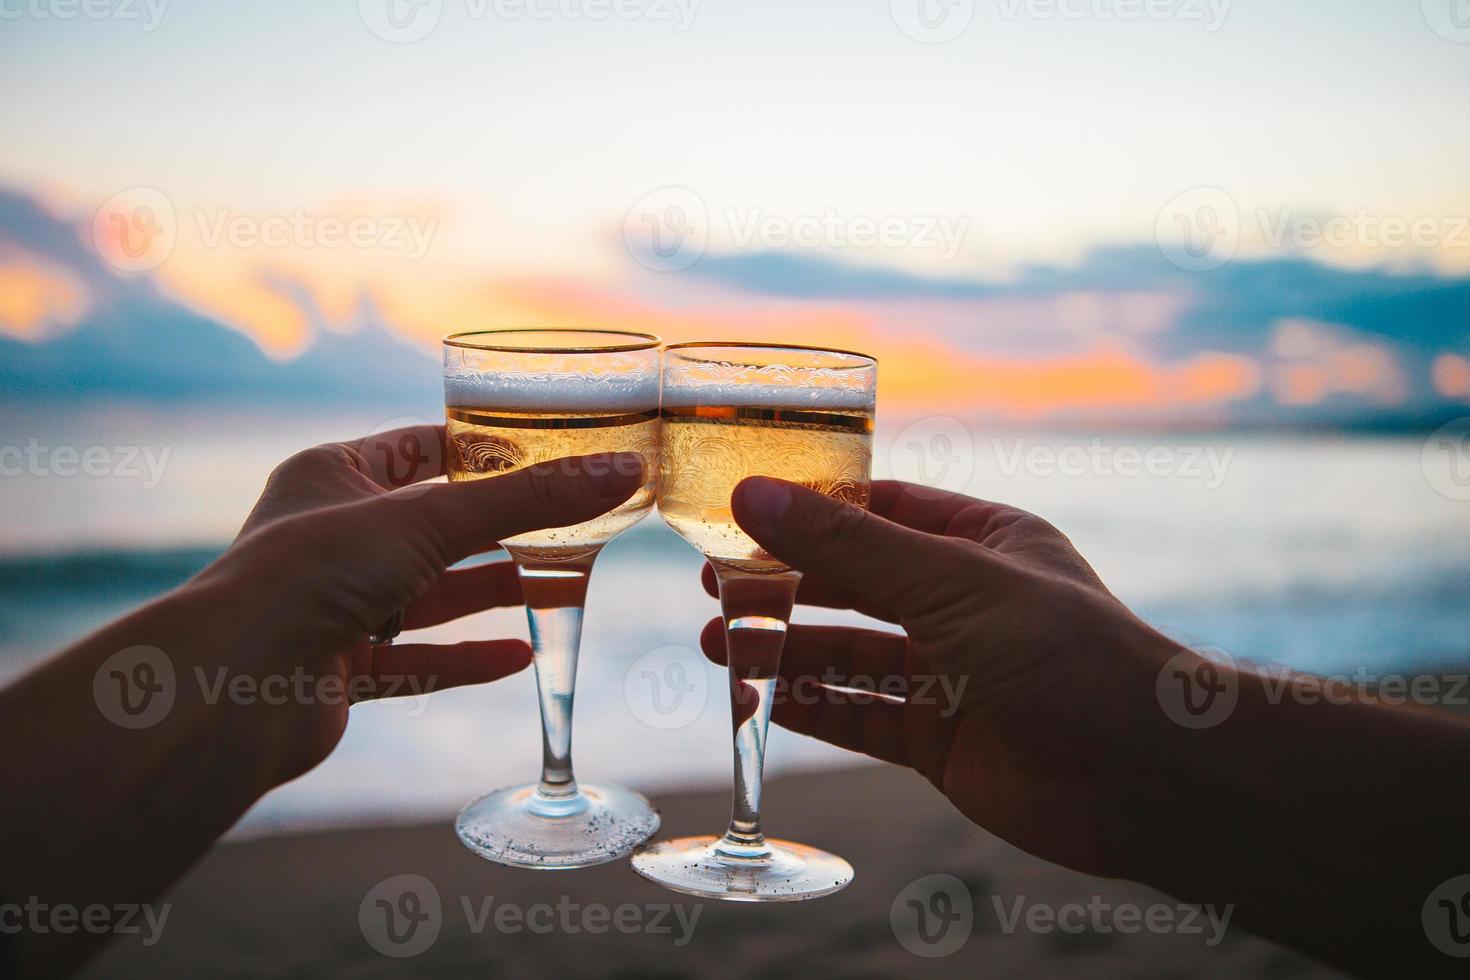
xmin=2 ymin=0 xmax=1467 ymax=420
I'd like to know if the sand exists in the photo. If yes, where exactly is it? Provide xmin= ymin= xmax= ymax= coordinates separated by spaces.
xmin=81 ymin=765 xmax=1346 ymax=979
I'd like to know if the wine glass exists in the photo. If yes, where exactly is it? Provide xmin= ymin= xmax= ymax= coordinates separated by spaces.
xmin=632 ymin=342 xmax=876 ymax=900
xmin=444 ymin=329 xmax=662 ymax=868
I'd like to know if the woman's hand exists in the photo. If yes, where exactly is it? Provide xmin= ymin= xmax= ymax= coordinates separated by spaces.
xmin=199 ymin=425 xmax=644 ymax=786
xmin=0 ymin=427 xmax=644 ymax=975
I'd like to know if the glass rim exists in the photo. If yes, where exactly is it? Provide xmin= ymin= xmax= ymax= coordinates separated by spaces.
xmin=443 ymin=328 xmax=662 ymax=354
xmin=662 ymin=340 xmax=878 ymax=370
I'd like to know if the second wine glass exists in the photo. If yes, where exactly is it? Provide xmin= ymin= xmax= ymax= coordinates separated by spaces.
xmin=632 ymin=342 xmax=877 ymax=901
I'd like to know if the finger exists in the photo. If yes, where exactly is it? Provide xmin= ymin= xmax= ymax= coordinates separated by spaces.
xmin=700 ymin=618 xmax=908 ymax=686
xmin=770 ymin=694 xmax=914 ymax=769
xmin=866 ymin=480 xmax=982 ymax=533
xmin=386 ymin=452 xmax=645 ymax=565
xmin=700 ymin=563 xmax=898 ymax=623
xmin=345 ymin=425 xmax=447 ymax=489
xmin=358 ymin=639 xmax=532 ymax=700
xmin=403 ymin=562 xmax=522 ymax=629
xmin=731 ymin=477 xmax=999 ymax=621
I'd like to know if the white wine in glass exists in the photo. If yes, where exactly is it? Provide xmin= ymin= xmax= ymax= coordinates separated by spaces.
xmin=633 ymin=342 xmax=876 ymax=901
xmin=444 ymin=329 xmax=662 ymax=869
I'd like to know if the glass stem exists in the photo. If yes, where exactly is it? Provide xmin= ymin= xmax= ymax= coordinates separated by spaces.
xmin=511 ymin=549 xmax=599 ymax=818
xmin=712 ymin=565 xmax=801 ymax=860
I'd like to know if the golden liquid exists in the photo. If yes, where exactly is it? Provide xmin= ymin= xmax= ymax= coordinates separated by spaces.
xmin=446 ymin=406 xmax=659 ymax=561
xmin=657 ymin=405 xmax=873 ymax=573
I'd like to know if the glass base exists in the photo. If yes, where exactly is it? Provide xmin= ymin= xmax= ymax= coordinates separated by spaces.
xmin=456 ymin=783 xmax=660 ymax=870
xmin=630 ymin=835 xmax=854 ymax=902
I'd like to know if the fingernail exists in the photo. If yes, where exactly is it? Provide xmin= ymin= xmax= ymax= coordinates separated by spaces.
xmin=735 ymin=477 xmax=792 ymax=529
xmin=588 ymin=452 xmax=644 ymax=498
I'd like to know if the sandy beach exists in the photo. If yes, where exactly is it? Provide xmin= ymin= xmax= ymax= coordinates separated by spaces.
xmin=81 ymin=765 xmax=1346 ymax=978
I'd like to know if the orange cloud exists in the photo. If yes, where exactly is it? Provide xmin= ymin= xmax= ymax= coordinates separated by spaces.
xmin=0 ymin=253 xmax=89 ymax=338
xmin=1434 ymin=354 xmax=1470 ymax=400
xmin=459 ymin=279 xmax=1262 ymax=418
xmin=1267 ymin=319 xmax=1406 ymax=406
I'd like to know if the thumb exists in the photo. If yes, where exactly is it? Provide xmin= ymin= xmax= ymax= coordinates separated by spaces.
xmin=390 ymin=452 xmax=645 ymax=564
xmin=731 ymin=476 xmax=989 ymax=620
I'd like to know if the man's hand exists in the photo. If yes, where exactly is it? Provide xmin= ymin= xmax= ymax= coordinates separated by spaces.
xmin=700 ymin=478 xmax=1179 ymax=879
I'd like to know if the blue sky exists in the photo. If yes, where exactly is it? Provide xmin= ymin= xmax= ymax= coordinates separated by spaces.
xmin=1 ymin=0 xmax=1467 ymax=421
